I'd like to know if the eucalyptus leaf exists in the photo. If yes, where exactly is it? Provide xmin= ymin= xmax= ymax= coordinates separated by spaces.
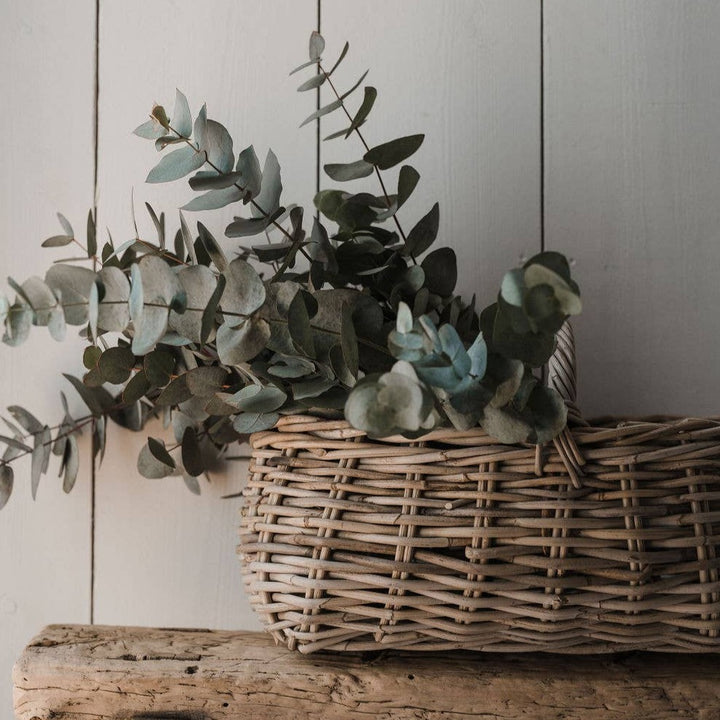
xmin=88 ymin=282 xmax=99 ymax=341
xmin=138 ymin=439 xmax=174 ymax=479
xmin=268 ymin=355 xmax=315 ymax=379
xmin=201 ymin=274 xmax=225 ymax=345
xmin=297 ymin=73 xmax=326 ymax=92
xmin=404 ymin=203 xmax=439 ymax=258
xmin=42 ymin=235 xmax=73 ymax=248
xmin=148 ymin=436 xmax=176 ymax=468
xmin=151 ymin=104 xmax=170 ymax=129
xmin=300 ymin=98 xmax=342 ymax=128
xmin=134 ymin=117 xmax=167 ymax=140
xmin=345 ymin=364 xmax=434 ymax=437
xmin=0 ymin=465 xmax=12 ymax=510
xmin=193 ymin=103 xmax=207 ymax=147
xmin=45 ymin=264 xmax=95 ymax=325
xmin=500 ymin=268 xmax=525 ymax=307
xmin=97 ymin=266 xmax=131 ymax=332
xmin=182 ymin=473 xmax=202 ymax=494
xmin=181 ymin=426 xmax=204 ymax=477
xmin=289 ymin=59 xmax=318 ymax=75
xmin=292 ymin=375 xmax=336 ymax=400
xmin=232 ymin=384 xmax=287 ymax=413
xmin=524 ymin=262 xmax=582 ymax=317
xmin=8 ymin=406 xmax=43 ymax=433
xmin=345 ymin=86 xmax=377 ymax=138
xmin=252 ymin=241 xmax=293 ymax=262
xmin=197 ymin=222 xmax=227 ymax=271
xmin=185 ymin=366 xmax=229 ymax=397
xmin=62 ymin=434 xmax=80 ymax=493
xmin=364 ymin=134 xmax=424 ymax=170
xmin=83 ymin=345 xmax=102 ymax=369
xmin=144 ymin=204 xmax=165 ymax=249
xmin=30 ymin=426 xmax=51 ymax=501
xmin=63 ymin=374 xmax=113 ymax=416
xmin=224 ymin=215 xmax=273 ymax=238
xmin=157 ymin=373 xmax=194 ymax=406
xmin=235 ymin=145 xmax=262 ymax=199
xmin=86 ymin=210 xmax=97 ymax=257
xmin=92 ymin=414 xmax=107 ymax=464
xmin=57 ymin=213 xmax=74 ymax=238
xmin=172 ymin=216 xmax=193 ymax=267
xmin=144 ymin=350 xmax=175 ymax=388
xmin=128 ymin=263 xmax=143 ymax=325
xmin=203 ymin=119 xmax=234 ymax=174
xmin=122 ymin=370 xmax=151 ymax=405
xmin=0 ymin=435 xmax=31 ymax=453
xmin=232 ymin=411 xmax=280 ymax=434
xmin=216 ymin=317 xmax=271 ymax=364
xmin=340 ymin=303 xmax=359 ymax=378
xmin=251 ymin=150 xmax=282 ymax=218
xmin=98 ymin=346 xmax=135 ymax=384
xmin=169 ymin=264 xmax=217 ymax=343
xmin=480 ymin=404 xmax=533 ymax=445
xmin=340 ymin=70 xmax=369 ymax=102
xmin=183 ymin=186 xmax=243 ymax=212
xmin=131 ymin=255 xmax=183 ymax=355
xmin=2 ymin=302 xmax=32 ymax=346
xmin=172 ymin=89 xmax=193 ymax=137
xmin=287 ymin=289 xmax=316 ymax=357
xmin=328 ymin=41 xmax=349 ymax=76
xmin=309 ymin=30 xmax=325 ymax=60
xmin=146 ymin=145 xmax=205 ymax=183
xmin=48 ymin=299 xmax=66 ymax=342
xmin=422 ymin=247 xmax=456 ymax=296
xmin=324 ymin=160 xmax=374 ymax=182
xmin=467 ymin=332 xmax=487 ymax=379
xmin=21 ymin=276 xmax=56 ymax=326
xmin=221 ymin=258 xmax=266 ymax=322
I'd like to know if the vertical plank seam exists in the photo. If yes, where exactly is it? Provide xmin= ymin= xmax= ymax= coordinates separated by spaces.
xmin=540 ymin=0 xmax=545 ymax=253
xmin=315 ymin=0 xmax=321 ymax=213
xmin=90 ymin=0 xmax=100 ymax=626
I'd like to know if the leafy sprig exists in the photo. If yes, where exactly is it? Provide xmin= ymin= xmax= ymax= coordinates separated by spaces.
xmin=0 ymin=32 xmax=581 ymax=510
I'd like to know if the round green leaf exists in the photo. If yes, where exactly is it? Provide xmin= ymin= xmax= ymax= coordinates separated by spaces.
xmin=221 ymin=258 xmax=266 ymax=322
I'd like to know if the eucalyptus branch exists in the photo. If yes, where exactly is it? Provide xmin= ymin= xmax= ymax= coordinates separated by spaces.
xmin=164 ymin=122 xmax=310 ymax=280
xmin=0 ymin=416 xmax=94 ymax=468
xmin=318 ymin=63 xmax=409 ymax=246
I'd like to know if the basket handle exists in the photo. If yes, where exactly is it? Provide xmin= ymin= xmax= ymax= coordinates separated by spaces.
xmin=546 ymin=322 xmax=587 ymax=488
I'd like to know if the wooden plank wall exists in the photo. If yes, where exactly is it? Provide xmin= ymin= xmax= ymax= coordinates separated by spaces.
xmin=2 ymin=0 xmax=720 ymax=715
xmin=0 ymin=2 xmax=96 ymax=717
xmin=544 ymin=1 xmax=720 ymax=417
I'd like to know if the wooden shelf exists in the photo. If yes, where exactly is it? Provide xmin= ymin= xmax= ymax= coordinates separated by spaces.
xmin=13 ymin=624 xmax=720 ymax=719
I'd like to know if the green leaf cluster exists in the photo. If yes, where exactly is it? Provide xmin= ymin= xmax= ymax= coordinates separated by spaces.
xmin=0 ymin=32 xmax=581 ymax=508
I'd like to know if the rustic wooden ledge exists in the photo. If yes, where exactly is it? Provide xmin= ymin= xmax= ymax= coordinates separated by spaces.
xmin=13 ymin=625 xmax=720 ymax=720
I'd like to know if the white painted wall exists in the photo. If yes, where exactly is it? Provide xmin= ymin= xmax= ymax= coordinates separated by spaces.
xmin=0 ymin=2 xmax=95 ymax=716
xmin=2 ymin=0 xmax=720 ymax=714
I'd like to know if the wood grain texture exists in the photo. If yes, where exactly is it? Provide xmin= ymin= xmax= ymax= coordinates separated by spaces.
xmin=544 ymin=1 xmax=720 ymax=418
xmin=13 ymin=624 xmax=720 ymax=719
xmin=93 ymin=0 xmax=316 ymax=631
xmin=0 ymin=1 xmax=96 ymax=717
xmin=321 ymin=0 xmax=542 ymax=305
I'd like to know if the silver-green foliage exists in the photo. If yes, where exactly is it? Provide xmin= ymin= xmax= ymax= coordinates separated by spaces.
xmin=0 ymin=32 xmax=581 ymax=508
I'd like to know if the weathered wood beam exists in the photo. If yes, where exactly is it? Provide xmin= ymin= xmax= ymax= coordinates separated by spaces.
xmin=13 ymin=624 xmax=720 ymax=719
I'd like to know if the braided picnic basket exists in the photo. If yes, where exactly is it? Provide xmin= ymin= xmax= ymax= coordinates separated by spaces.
xmin=239 ymin=324 xmax=720 ymax=653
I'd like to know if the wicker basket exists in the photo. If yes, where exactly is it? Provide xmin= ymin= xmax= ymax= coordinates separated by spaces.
xmin=239 ymin=325 xmax=720 ymax=653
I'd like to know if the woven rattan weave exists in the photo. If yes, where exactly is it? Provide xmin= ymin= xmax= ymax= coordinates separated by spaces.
xmin=239 ymin=327 xmax=720 ymax=653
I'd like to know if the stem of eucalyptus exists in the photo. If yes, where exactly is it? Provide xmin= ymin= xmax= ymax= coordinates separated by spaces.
xmin=317 ymin=63 xmax=410 ymax=248
xmin=0 ymin=416 xmax=95 ymax=468
xmin=166 ymin=123 xmax=312 ymax=278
